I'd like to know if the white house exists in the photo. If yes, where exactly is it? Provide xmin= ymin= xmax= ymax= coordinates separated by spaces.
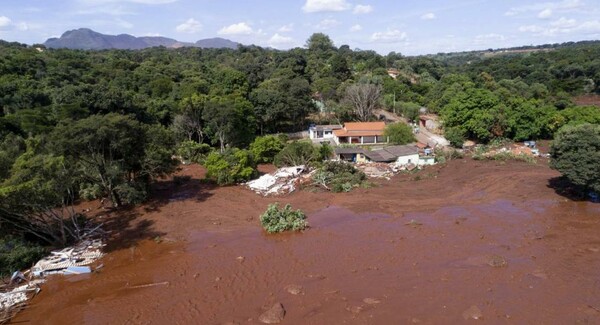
xmin=309 ymin=124 xmax=342 ymax=141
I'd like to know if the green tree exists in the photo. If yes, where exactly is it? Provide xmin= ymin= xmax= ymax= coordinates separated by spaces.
xmin=444 ymin=127 xmax=466 ymax=148
xmin=274 ymin=141 xmax=320 ymax=167
xmin=250 ymin=135 xmax=286 ymax=164
xmin=204 ymin=148 xmax=257 ymax=185
xmin=203 ymin=95 xmax=256 ymax=152
xmin=51 ymin=114 xmax=175 ymax=206
xmin=384 ymin=123 xmax=415 ymax=145
xmin=550 ymin=123 xmax=600 ymax=193
xmin=0 ymin=148 xmax=83 ymax=246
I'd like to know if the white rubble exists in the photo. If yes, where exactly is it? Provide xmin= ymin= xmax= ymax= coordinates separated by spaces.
xmin=246 ymin=166 xmax=307 ymax=196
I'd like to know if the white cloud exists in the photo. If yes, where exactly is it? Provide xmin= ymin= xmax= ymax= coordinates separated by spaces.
xmin=0 ymin=16 xmax=12 ymax=29
xmin=0 ymin=16 xmax=32 ymax=32
xmin=316 ymin=19 xmax=340 ymax=30
xmin=538 ymin=8 xmax=553 ymax=19
xmin=15 ymin=22 xmax=29 ymax=31
xmin=218 ymin=22 xmax=254 ymax=36
xmin=269 ymin=33 xmax=295 ymax=48
xmin=506 ymin=0 xmax=583 ymax=16
xmin=79 ymin=0 xmax=177 ymax=4
xmin=371 ymin=29 xmax=408 ymax=43
xmin=278 ymin=24 xmax=294 ymax=33
xmin=474 ymin=33 xmax=506 ymax=45
xmin=421 ymin=13 xmax=436 ymax=20
xmin=353 ymin=4 xmax=373 ymax=14
xmin=350 ymin=24 xmax=362 ymax=32
xmin=302 ymin=0 xmax=351 ymax=13
xmin=519 ymin=17 xmax=600 ymax=36
xmin=116 ymin=18 xmax=133 ymax=29
xmin=176 ymin=18 xmax=202 ymax=33
xmin=551 ymin=17 xmax=577 ymax=28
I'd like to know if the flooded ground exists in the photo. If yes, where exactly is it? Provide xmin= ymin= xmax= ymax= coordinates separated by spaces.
xmin=11 ymin=159 xmax=600 ymax=324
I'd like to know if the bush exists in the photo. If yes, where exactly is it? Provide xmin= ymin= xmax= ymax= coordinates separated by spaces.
xmin=205 ymin=148 xmax=257 ymax=185
xmin=274 ymin=141 xmax=320 ymax=167
xmin=384 ymin=123 xmax=415 ymax=145
xmin=260 ymin=203 xmax=308 ymax=233
xmin=0 ymin=236 xmax=46 ymax=276
xmin=249 ymin=135 xmax=285 ymax=164
xmin=444 ymin=127 xmax=466 ymax=148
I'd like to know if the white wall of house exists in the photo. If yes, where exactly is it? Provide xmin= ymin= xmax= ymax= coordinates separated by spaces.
xmin=418 ymin=156 xmax=436 ymax=166
xmin=394 ymin=153 xmax=420 ymax=166
xmin=310 ymin=128 xmax=336 ymax=140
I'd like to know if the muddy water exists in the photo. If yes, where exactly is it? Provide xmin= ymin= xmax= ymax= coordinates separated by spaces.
xmin=13 ymin=199 xmax=600 ymax=324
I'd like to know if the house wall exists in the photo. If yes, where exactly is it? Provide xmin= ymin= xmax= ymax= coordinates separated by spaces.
xmin=323 ymin=131 xmax=334 ymax=139
xmin=356 ymin=153 xmax=370 ymax=163
xmin=395 ymin=153 xmax=420 ymax=166
xmin=418 ymin=156 xmax=436 ymax=166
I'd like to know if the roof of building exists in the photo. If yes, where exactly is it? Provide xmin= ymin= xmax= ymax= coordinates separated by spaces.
xmin=333 ymin=122 xmax=386 ymax=137
xmin=344 ymin=122 xmax=386 ymax=131
xmin=384 ymin=145 xmax=419 ymax=157
xmin=310 ymin=124 xmax=342 ymax=131
xmin=334 ymin=147 xmax=366 ymax=155
xmin=334 ymin=145 xmax=419 ymax=163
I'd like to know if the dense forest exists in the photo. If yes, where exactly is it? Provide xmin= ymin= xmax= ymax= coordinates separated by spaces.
xmin=1 ymin=34 xmax=600 ymax=274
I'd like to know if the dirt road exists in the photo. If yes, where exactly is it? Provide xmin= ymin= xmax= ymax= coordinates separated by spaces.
xmin=11 ymin=159 xmax=600 ymax=324
xmin=375 ymin=109 xmax=449 ymax=147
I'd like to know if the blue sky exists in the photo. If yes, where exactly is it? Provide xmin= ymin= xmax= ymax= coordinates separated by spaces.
xmin=1 ymin=0 xmax=600 ymax=55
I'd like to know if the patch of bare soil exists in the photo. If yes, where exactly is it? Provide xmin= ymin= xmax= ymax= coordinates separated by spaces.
xmin=574 ymin=94 xmax=600 ymax=107
xmin=11 ymin=159 xmax=600 ymax=324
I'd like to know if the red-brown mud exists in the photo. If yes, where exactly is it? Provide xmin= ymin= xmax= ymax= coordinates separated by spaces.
xmin=11 ymin=159 xmax=600 ymax=324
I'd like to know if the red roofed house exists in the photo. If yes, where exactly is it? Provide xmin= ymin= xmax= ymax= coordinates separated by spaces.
xmin=333 ymin=122 xmax=388 ymax=145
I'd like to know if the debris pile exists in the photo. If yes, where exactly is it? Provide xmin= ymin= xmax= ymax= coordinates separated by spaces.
xmin=356 ymin=162 xmax=419 ymax=179
xmin=246 ymin=166 xmax=312 ymax=196
xmin=1 ymin=235 xmax=105 ymax=323
xmin=356 ymin=163 xmax=395 ymax=178
xmin=31 ymin=239 xmax=105 ymax=276
xmin=0 ymin=279 xmax=44 ymax=323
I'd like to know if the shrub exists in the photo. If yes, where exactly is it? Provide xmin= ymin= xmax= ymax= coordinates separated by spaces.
xmin=384 ymin=123 xmax=415 ymax=145
xmin=249 ymin=135 xmax=285 ymax=164
xmin=0 ymin=236 xmax=46 ymax=277
xmin=205 ymin=148 xmax=257 ymax=185
xmin=260 ymin=203 xmax=308 ymax=233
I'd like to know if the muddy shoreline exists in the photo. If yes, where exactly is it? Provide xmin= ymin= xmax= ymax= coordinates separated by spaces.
xmin=11 ymin=159 xmax=600 ymax=324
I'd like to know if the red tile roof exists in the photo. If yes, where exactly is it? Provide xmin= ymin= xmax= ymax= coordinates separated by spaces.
xmin=333 ymin=122 xmax=386 ymax=137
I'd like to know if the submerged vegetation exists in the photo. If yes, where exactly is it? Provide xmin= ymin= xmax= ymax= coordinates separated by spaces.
xmin=260 ymin=203 xmax=308 ymax=233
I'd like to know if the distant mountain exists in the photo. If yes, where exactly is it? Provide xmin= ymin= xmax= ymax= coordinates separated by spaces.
xmin=195 ymin=37 xmax=240 ymax=49
xmin=44 ymin=28 xmax=240 ymax=50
